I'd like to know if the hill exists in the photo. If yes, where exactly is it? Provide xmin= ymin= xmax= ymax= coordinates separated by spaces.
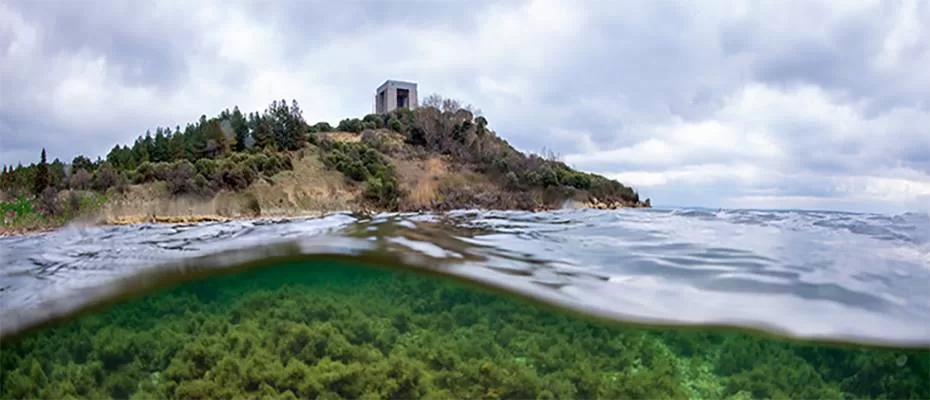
xmin=0 ymin=95 xmax=649 ymax=234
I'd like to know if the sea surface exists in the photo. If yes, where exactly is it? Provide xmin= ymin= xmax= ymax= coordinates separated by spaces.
xmin=1 ymin=208 xmax=929 ymax=398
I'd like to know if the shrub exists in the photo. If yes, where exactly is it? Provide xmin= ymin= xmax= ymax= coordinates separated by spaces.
xmin=388 ymin=117 xmax=404 ymax=133
xmin=167 ymin=161 xmax=213 ymax=197
xmin=213 ymin=160 xmax=255 ymax=191
xmin=67 ymin=190 xmax=81 ymax=215
xmin=318 ymin=139 xmax=400 ymax=209
xmin=92 ymin=163 xmax=121 ymax=192
xmin=336 ymin=118 xmax=364 ymax=133
xmin=37 ymin=187 xmax=61 ymax=216
xmin=242 ymin=193 xmax=261 ymax=216
xmin=68 ymin=169 xmax=92 ymax=191
xmin=195 ymin=159 xmax=218 ymax=178
xmin=362 ymin=114 xmax=383 ymax=129
xmin=133 ymin=162 xmax=171 ymax=184
xmin=308 ymin=122 xmax=334 ymax=133
xmin=362 ymin=175 xmax=400 ymax=209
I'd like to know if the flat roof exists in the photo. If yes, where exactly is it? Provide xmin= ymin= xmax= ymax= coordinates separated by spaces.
xmin=377 ymin=80 xmax=417 ymax=92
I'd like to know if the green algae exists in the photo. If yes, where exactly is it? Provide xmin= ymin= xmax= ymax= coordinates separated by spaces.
xmin=2 ymin=260 xmax=928 ymax=399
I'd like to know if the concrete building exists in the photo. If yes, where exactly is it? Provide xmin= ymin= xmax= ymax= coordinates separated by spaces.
xmin=375 ymin=80 xmax=418 ymax=114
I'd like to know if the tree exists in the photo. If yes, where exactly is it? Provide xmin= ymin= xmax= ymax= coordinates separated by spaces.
xmin=203 ymin=119 xmax=231 ymax=158
xmin=34 ymin=148 xmax=49 ymax=195
xmin=0 ymin=165 xmax=10 ymax=190
xmin=152 ymin=128 xmax=170 ymax=162
xmin=131 ymin=135 xmax=150 ymax=165
xmin=49 ymin=158 xmax=65 ymax=189
xmin=170 ymin=126 xmax=185 ymax=161
xmin=68 ymin=168 xmax=91 ymax=190
xmin=259 ymin=99 xmax=306 ymax=151
xmin=250 ymin=113 xmax=276 ymax=150
xmin=230 ymin=106 xmax=249 ymax=152
xmin=71 ymin=155 xmax=93 ymax=173
xmin=107 ymin=145 xmax=134 ymax=170
xmin=184 ymin=122 xmax=208 ymax=160
xmin=92 ymin=162 xmax=122 ymax=192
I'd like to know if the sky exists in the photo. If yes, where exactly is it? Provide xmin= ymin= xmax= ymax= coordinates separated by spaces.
xmin=1 ymin=0 xmax=928 ymax=214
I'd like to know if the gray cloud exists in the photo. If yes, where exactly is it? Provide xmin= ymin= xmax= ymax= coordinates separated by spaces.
xmin=9 ymin=1 xmax=200 ymax=89
xmin=1 ymin=0 xmax=927 ymax=213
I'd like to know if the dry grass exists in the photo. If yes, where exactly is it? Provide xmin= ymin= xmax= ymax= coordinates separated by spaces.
xmin=246 ymin=149 xmax=358 ymax=214
xmin=395 ymin=156 xmax=450 ymax=209
xmin=319 ymin=131 xmax=361 ymax=143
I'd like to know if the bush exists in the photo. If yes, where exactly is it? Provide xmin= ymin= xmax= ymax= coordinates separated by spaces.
xmin=242 ymin=193 xmax=261 ymax=216
xmin=37 ymin=187 xmax=61 ymax=216
xmin=195 ymin=159 xmax=218 ymax=178
xmin=308 ymin=122 xmax=334 ymax=133
xmin=167 ymin=161 xmax=213 ymax=197
xmin=388 ymin=117 xmax=404 ymax=133
xmin=336 ymin=118 xmax=364 ymax=133
xmin=92 ymin=163 xmax=121 ymax=192
xmin=132 ymin=162 xmax=172 ymax=184
xmin=398 ymin=95 xmax=640 ymax=205
xmin=362 ymin=175 xmax=400 ymax=209
xmin=212 ymin=160 xmax=255 ymax=191
xmin=68 ymin=169 xmax=91 ymax=191
xmin=67 ymin=190 xmax=81 ymax=215
xmin=318 ymin=139 xmax=400 ymax=209
xmin=360 ymin=114 xmax=382 ymax=131
xmin=360 ymin=131 xmax=403 ymax=155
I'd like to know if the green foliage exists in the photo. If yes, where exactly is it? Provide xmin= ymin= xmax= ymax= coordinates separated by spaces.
xmin=71 ymin=155 xmax=95 ymax=173
xmin=0 ymin=196 xmax=34 ymax=220
xmin=92 ymin=162 xmax=125 ymax=193
xmin=0 ymin=190 xmax=106 ymax=231
xmin=33 ymin=148 xmax=49 ymax=195
xmin=401 ymin=95 xmax=640 ymax=205
xmin=337 ymin=118 xmax=365 ymax=133
xmin=230 ymin=106 xmax=250 ymax=153
xmin=318 ymin=140 xmax=400 ymax=209
xmin=262 ymin=99 xmax=308 ymax=151
xmin=163 ymin=153 xmax=292 ymax=198
xmin=2 ymin=261 xmax=925 ymax=400
xmin=2 ymin=93 xmax=645 ymax=222
xmin=308 ymin=122 xmax=334 ymax=134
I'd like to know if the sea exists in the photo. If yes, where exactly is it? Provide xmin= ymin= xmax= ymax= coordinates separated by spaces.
xmin=1 ymin=208 xmax=928 ymax=399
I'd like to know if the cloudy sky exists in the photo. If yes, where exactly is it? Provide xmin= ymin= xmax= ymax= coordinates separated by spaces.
xmin=1 ymin=0 xmax=928 ymax=213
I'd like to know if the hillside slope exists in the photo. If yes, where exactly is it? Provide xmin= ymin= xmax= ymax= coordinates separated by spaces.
xmin=1 ymin=96 xmax=649 ymax=231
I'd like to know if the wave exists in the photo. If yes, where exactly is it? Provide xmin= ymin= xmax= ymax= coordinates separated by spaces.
xmin=1 ymin=209 xmax=928 ymax=348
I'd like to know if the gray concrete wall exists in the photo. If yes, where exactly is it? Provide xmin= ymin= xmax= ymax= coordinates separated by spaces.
xmin=375 ymin=80 xmax=418 ymax=113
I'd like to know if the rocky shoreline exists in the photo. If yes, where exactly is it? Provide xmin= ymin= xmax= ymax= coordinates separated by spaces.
xmin=583 ymin=196 xmax=652 ymax=210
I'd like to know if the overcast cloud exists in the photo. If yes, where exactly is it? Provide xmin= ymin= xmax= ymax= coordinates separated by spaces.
xmin=1 ymin=0 xmax=928 ymax=213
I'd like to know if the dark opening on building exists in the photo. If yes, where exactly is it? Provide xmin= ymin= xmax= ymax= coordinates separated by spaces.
xmin=396 ymin=89 xmax=410 ymax=109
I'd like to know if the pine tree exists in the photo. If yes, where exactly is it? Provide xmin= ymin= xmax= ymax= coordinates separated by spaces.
xmin=230 ymin=106 xmax=249 ymax=152
xmin=0 ymin=165 xmax=8 ymax=190
xmin=186 ymin=121 xmax=209 ymax=160
xmin=204 ymin=119 xmax=230 ymax=158
xmin=153 ymin=128 xmax=170 ymax=162
xmin=49 ymin=158 xmax=65 ymax=189
xmin=72 ymin=155 xmax=93 ymax=173
xmin=34 ymin=148 xmax=49 ymax=195
xmin=250 ymin=113 xmax=276 ymax=150
xmin=169 ymin=126 xmax=185 ymax=161
xmin=131 ymin=135 xmax=150 ymax=165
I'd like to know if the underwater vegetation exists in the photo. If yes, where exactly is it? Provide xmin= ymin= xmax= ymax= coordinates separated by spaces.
xmin=1 ymin=260 xmax=928 ymax=400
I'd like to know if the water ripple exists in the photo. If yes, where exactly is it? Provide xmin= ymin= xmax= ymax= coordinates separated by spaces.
xmin=1 ymin=208 xmax=928 ymax=347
